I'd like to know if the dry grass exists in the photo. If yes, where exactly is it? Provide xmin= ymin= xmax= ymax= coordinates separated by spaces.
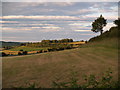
xmin=69 ymin=41 xmax=85 ymax=45
xmin=2 ymin=46 xmax=118 ymax=88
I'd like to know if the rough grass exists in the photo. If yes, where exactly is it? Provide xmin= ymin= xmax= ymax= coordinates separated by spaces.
xmin=2 ymin=44 xmax=118 ymax=88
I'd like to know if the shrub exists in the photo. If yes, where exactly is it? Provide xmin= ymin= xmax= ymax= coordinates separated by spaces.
xmin=37 ymin=50 xmax=42 ymax=53
xmin=23 ymin=51 xmax=28 ymax=55
xmin=20 ymin=49 xmax=23 ymax=51
xmin=1 ymin=52 xmax=8 ymax=57
xmin=18 ymin=52 xmax=23 ymax=55
xmin=48 ymin=48 xmax=53 ymax=52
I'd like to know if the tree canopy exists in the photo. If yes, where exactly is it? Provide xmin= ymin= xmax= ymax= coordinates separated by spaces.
xmin=114 ymin=18 xmax=120 ymax=27
xmin=91 ymin=15 xmax=107 ymax=35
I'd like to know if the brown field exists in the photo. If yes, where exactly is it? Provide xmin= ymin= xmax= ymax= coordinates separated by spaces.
xmin=2 ymin=50 xmax=39 ymax=55
xmin=2 ymin=45 xmax=118 ymax=88
xmin=69 ymin=41 xmax=85 ymax=45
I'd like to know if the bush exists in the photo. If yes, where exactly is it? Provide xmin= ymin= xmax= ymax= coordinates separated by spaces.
xmin=37 ymin=50 xmax=42 ymax=53
xmin=18 ymin=52 xmax=23 ymax=55
xmin=48 ymin=48 xmax=54 ymax=52
xmin=20 ymin=49 xmax=23 ymax=51
xmin=18 ymin=50 xmax=28 ymax=55
xmin=1 ymin=52 xmax=8 ymax=57
xmin=23 ymin=51 xmax=28 ymax=55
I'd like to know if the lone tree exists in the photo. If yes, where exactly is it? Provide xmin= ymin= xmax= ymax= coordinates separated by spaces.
xmin=91 ymin=15 xmax=107 ymax=35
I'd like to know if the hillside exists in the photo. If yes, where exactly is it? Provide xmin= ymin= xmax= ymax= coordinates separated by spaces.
xmin=0 ymin=41 xmax=21 ymax=47
xmin=89 ymin=26 xmax=118 ymax=42
xmin=82 ymin=26 xmax=119 ymax=49
xmin=2 ymin=46 xmax=118 ymax=88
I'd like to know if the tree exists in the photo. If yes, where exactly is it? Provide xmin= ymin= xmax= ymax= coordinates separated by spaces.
xmin=114 ymin=18 xmax=120 ymax=26
xmin=23 ymin=51 xmax=28 ymax=55
xmin=91 ymin=15 xmax=107 ymax=35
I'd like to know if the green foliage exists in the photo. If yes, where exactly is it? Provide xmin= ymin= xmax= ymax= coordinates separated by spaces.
xmin=91 ymin=15 xmax=107 ymax=35
xmin=41 ymin=39 xmax=73 ymax=44
xmin=114 ymin=18 xmax=120 ymax=26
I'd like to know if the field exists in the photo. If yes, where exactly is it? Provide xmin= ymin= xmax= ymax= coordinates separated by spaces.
xmin=1 ymin=46 xmax=49 ymax=55
xmin=9 ymin=46 xmax=48 ymax=51
xmin=1 ymin=41 xmax=85 ymax=56
xmin=2 ymin=39 xmax=118 ymax=88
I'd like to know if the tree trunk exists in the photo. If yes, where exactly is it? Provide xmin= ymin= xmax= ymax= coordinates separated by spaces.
xmin=100 ymin=30 xmax=103 ymax=35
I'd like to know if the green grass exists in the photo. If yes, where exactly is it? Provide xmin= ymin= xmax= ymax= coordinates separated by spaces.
xmin=9 ymin=46 xmax=49 ymax=51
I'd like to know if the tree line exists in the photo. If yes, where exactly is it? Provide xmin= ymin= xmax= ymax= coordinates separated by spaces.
xmin=22 ymin=38 xmax=74 ymax=47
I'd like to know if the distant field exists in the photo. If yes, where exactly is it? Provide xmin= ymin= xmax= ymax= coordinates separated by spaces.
xmin=1 ymin=46 xmax=49 ymax=55
xmin=9 ymin=46 xmax=48 ymax=51
xmin=2 ymin=42 xmax=118 ymax=88
xmin=1 ymin=41 xmax=85 ymax=55
xmin=69 ymin=41 xmax=85 ymax=45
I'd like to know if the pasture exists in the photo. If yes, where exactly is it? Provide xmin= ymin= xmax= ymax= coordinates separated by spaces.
xmin=2 ymin=43 xmax=118 ymax=88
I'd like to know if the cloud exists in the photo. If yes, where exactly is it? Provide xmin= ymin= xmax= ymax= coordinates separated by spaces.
xmin=2 ymin=27 xmax=32 ymax=31
xmin=103 ymin=22 xmax=117 ymax=31
xmin=1 ymin=15 xmax=79 ymax=20
xmin=52 ymin=2 xmax=75 ymax=6
xmin=31 ymin=26 xmax=60 ymax=29
xmin=0 ymin=21 xmax=18 ymax=23
xmin=79 ymin=33 xmax=95 ymax=35
xmin=69 ymin=23 xmax=83 ymax=26
xmin=2 ymin=25 xmax=61 ymax=32
xmin=2 ymin=0 xmax=119 ymax=2
xmin=2 ymin=23 xmax=55 ymax=27
xmin=82 ymin=15 xmax=117 ymax=21
xmin=74 ymin=30 xmax=91 ymax=32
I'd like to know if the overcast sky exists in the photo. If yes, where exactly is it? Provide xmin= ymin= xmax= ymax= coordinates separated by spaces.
xmin=1 ymin=2 xmax=118 ymax=42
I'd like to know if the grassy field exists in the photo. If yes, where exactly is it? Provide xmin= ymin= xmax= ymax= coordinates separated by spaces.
xmin=9 ymin=46 xmax=48 ymax=51
xmin=2 ymin=40 xmax=118 ymax=88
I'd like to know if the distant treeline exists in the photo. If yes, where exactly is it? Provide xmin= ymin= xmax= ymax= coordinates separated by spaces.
xmin=0 ymin=41 xmax=21 ymax=48
xmin=22 ymin=39 xmax=74 ymax=47
xmin=41 ymin=38 xmax=73 ymax=43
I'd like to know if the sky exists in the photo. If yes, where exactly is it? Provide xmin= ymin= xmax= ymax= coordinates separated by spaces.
xmin=1 ymin=2 xmax=118 ymax=42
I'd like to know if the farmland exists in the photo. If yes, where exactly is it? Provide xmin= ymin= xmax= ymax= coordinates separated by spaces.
xmin=1 ymin=41 xmax=86 ymax=56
